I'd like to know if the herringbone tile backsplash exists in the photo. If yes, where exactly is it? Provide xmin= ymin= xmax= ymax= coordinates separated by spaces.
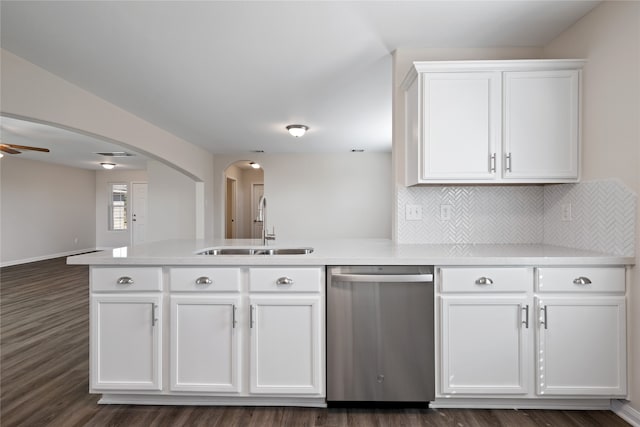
xmin=544 ymin=180 xmax=636 ymax=257
xmin=396 ymin=179 xmax=636 ymax=256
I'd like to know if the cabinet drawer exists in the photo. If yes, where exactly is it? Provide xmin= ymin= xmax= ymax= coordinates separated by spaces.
xmin=91 ymin=267 xmax=162 ymax=292
xmin=537 ymin=267 xmax=625 ymax=293
xmin=249 ymin=268 xmax=322 ymax=293
xmin=170 ymin=268 xmax=241 ymax=292
xmin=439 ymin=267 xmax=530 ymax=293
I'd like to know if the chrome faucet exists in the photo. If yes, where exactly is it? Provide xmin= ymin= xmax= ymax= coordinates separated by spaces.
xmin=256 ymin=196 xmax=276 ymax=245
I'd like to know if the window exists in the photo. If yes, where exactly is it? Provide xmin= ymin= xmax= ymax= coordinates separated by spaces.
xmin=108 ymin=183 xmax=128 ymax=231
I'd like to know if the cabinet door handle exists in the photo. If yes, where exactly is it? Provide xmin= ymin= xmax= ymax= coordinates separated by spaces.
xmin=573 ymin=276 xmax=592 ymax=285
xmin=521 ymin=304 xmax=529 ymax=329
xmin=232 ymin=304 xmax=237 ymax=329
xmin=195 ymin=276 xmax=212 ymax=285
xmin=475 ymin=277 xmax=493 ymax=285
xmin=490 ymin=153 xmax=496 ymax=173
xmin=151 ymin=303 xmax=158 ymax=327
xmin=276 ymin=277 xmax=294 ymax=286
xmin=505 ymin=153 xmax=512 ymax=172
xmin=540 ymin=305 xmax=548 ymax=329
xmin=250 ymin=305 xmax=255 ymax=329
xmin=117 ymin=276 xmax=134 ymax=285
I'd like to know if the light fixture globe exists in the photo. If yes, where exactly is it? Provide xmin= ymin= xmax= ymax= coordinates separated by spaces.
xmin=100 ymin=162 xmax=116 ymax=170
xmin=286 ymin=124 xmax=308 ymax=137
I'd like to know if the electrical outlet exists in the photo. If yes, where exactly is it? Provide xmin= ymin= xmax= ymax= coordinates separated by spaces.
xmin=561 ymin=203 xmax=572 ymax=221
xmin=440 ymin=204 xmax=452 ymax=221
xmin=405 ymin=204 xmax=422 ymax=221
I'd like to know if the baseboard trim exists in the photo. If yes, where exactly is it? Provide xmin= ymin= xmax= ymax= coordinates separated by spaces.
xmin=1 ymin=248 xmax=98 ymax=267
xmin=612 ymin=400 xmax=640 ymax=426
xmin=98 ymin=393 xmax=327 ymax=408
xmin=431 ymin=397 xmax=612 ymax=410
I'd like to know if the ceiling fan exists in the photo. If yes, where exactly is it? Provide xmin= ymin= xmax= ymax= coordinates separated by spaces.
xmin=0 ymin=143 xmax=50 ymax=155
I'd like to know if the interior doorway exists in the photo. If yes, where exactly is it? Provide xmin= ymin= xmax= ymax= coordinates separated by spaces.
xmin=131 ymin=182 xmax=148 ymax=245
xmin=251 ymin=183 xmax=264 ymax=239
xmin=223 ymin=160 xmax=264 ymax=239
xmin=225 ymin=177 xmax=237 ymax=239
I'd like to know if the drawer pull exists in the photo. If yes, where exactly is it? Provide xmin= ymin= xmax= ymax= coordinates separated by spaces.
xmin=117 ymin=276 xmax=134 ymax=285
xmin=573 ymin=276 xmax=592 ymax=285
xmin=475 ymin=277 xmax=493 ymax=286
xmin=276 ymin=277 xmax=294 ymax=286
xmin=195 ymin=276 xmax=213 ymax=285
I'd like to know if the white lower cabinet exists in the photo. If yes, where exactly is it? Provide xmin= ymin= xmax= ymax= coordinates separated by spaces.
xmin=536 ymin=267 xmax=627 ymax=397
xmin=170 ymin=295 xmax=240 ymax=393
xmin=90 ymin=267 xmax=163 ymax=392
xmin=440 ymin=296 xmax=529 ymax=394
xmin=167 ymin=266 xmax=324 ymax=399
xmin=91 ymin=294 xmax=163 ymax=391
xmin=249 ymin=295 xmax=322 ymax=394
xmin=438 ymin=266 xmax=627 ymax=400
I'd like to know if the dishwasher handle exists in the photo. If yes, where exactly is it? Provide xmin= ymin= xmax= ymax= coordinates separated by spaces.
xmin=331 ymin=273 xmax=433 ymax=283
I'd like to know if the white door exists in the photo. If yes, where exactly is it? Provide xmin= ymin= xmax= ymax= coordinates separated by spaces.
xmin=536 ymin=296 xmax=626 ymax=396
xmin=251 ymin=184 xmax=264 ymax=239
xmin=225 ymin=177 xmax=237 ymax=239
xmin=249 ymin=295 xmax=322 ymax=395
xmin=440 ymin=296 xmax=530 ymax=395
xmin=91 ymin=294 xmax=162 ymax=391
xmin=503 ymin=70 xmax=579 ymax=179
xmin=170 ymin=295 xmax=240 ymax=393
xmin=131 ymin=182 xmax=148 ymax=246
xmin=421 ymin=72 xmax=501 ymax=180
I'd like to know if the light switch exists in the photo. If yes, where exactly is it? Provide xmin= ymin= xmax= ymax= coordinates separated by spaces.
xmin=405 ymin=204 xmax=422 ymax=221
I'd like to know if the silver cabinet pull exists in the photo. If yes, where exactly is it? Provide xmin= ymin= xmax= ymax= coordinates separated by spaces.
xmin=490 ymin=153 xmax=496 ymax=173
xmin=195 ymin=276 xmax=212 ymax=285
xmin=505 ymin=153 xmax=512 ymax=172
xmin=152 ymin=303 xmax=158 ymax=327
xmin=276 ymin=277 xmax=294 ymax=286
xmin=540 ymin=305 xmax=548 ymax=329
xmin=250 ymin=305 xmax=255 ymax=328
xmin=573 ymin=276 xmax=592 ymax=285
xmin=232 ymin=304 xmax=237 ymax=329
xmin=117 ymin=276 xmax=134 ymax=285
xmin=475 ymin=277 xmax=493 ymax=285
xmin=522 ymin=304 xmax=529 ymax=329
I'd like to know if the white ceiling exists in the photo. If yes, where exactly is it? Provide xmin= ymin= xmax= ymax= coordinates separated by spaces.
xmin=0 ymin=1 xmax=600 ymax=169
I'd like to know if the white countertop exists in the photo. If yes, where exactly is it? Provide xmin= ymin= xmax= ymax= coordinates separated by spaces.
xmin=67 ymin=239 xmax=634 ymax=266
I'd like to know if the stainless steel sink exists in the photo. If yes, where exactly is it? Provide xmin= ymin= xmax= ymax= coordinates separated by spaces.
xmin=197 ymin=247 xmax=314 ymax=256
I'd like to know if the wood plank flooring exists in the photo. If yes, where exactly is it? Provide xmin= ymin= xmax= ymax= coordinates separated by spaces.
xmin=0 ymin=257 xmax=630 ymax=426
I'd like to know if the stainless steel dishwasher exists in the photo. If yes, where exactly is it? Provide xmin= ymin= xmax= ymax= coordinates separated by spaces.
xmin=327 ymin=266 xmax=434 ymax=404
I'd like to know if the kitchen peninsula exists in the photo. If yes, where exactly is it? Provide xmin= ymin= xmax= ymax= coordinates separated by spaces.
xmin=68 ymin=239 xmax=633 ymax=409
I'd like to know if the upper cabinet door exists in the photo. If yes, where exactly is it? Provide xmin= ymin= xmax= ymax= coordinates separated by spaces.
xmin=503 ymin=70 xmax=580 ymax=180
xmin=420 ymin=72 xmax=501 ymax=181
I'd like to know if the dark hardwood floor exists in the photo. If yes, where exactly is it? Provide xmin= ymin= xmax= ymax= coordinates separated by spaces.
xmin=0 ymin=257 xmax=630 ymax=426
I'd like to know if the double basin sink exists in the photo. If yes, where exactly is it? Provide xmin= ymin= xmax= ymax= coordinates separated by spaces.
xmin=197 ymin=247 xmax=314 ymax=256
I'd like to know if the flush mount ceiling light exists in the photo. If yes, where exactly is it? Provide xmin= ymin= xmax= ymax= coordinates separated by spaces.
xmin=249 ymin=161 xmax=261 ymax=169
xmin=100 ymin=162 xmax=116 ymax=170
xmin=286 ymin=124 xmax=309 ymax=137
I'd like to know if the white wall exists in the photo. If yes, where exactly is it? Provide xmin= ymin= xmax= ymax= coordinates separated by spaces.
xmin=0 ymin=49 xmax=215 ymax=240
xmin=95 ymin=169 xmax=148 ymax=248
xmin=0 ymin=157 xmax=96 ymax=265
xmin=146 ymin=160 xmax=197 ymax=242
xmin=214 ymin=153 xmax=392 ymax=240
xmin=544 ymin=1 xmax=640 ymax=417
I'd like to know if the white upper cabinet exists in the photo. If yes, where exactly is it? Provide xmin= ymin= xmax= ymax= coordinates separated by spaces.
xmin=504 ymin=70 xmax=580 ymax=180
xmin=402 ymin=60 xmax=584 ymax=185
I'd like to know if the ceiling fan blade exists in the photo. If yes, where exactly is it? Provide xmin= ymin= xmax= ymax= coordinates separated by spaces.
xmin=5 ymin=144 xmax=50 ymax=153
xmin=0 ymin=145 xmax=21 ymax=154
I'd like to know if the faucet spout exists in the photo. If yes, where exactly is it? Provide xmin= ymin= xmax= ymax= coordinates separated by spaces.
xmin=256 ymin=196 xmax=275 ymax=245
